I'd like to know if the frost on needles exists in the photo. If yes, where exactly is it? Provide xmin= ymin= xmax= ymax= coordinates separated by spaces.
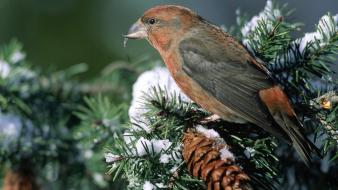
xmin=103 ymin=1 xmax=338 ymax=190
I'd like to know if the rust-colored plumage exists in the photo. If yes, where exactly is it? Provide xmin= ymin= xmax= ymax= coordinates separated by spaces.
xmin=125 ymin=5 xmax=321 ymax=165
xmin=183 ymin=129 xmax=252 ymax=190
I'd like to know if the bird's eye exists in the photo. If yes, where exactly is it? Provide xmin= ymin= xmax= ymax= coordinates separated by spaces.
xmin=148 ymin=18 xmax=156 ymax=25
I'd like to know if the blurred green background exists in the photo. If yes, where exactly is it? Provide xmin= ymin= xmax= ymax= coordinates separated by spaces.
xmin=0 ymin=0 xmax=337 ymax=78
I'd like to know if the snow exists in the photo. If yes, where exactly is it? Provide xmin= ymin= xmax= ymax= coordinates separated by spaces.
xmin=170 ymin=166 xmax=178 ymax=173
xmin=126 ymin=173 xmax=142 ymax=189
xmin=265 ymin=0 xmax=272 ymax=9
xmin=241 ymin=15 xmax=261 ymax=37
xmin=244 ymin=147 xmax=256 ymax=158
xmin=102 ymin=118 xmax=117 ymax=128
xmin=105 ymin=153 xmax=121 ymax=163
xmin=143 ymin=181 xmax=156 ymax=190
xmin=195 ymin=125 xmax=235 ymax=161
xmin=195 ymin=125 xmax=220 ymax=139
xmin=135 ymin=137 xmax=172 ymax=156
xmin=171 ymin=143 xmax=183 ymax=161
xmin=319 ymin=15 xmax=333 ymax=34
xmin=334 ymin=14 xmax=338 ymax=29
xmin=131 ymin=121 xmax=153 ymax=134
xmin=129 ymin=66 xmax=191 ymax=133
xmin=84 ymin=150 xmax=94 ymax=159
xmin=241 ymin=0 xmax=280 ymax=37
xmin=0 ymin=60 xmax=10 ymax=78
xmin=219 ymin=147 xmax=235 ymax=161
xmin=0 ymin=112 xmax=33 ymax=152
xmin=123 ymin=132 xmax=136 ymax=144
xmin=93 ymin=173 xmax=105 ymax=186
xmin=298 ymin=32 xmax=321 ymax=53
xmin=298 ymin=14 xmax=338 ymax=53
xmin=159 ymin=153 xmax=171 ymax=164
xmin=0 ymin=113 xmax=22 ymax=141
xmin=10 ymin=51 xmax=25 ymax=63
xmin=155 ymin=183 xmax=167 ymax=188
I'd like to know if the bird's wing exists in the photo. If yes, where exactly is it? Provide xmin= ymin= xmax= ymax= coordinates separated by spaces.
xmin=179 ymin=37 xmax=283 ymax=135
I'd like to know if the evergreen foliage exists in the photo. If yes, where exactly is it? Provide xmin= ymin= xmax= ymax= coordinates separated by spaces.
xmin=103 ymin=1 xmax=338 ymax=189
xmin=0 ymin=1 xmax=337 ymax=190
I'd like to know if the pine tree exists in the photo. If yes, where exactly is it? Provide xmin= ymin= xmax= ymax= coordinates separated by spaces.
xmin=0 ymin=1 xmax=337 ymax=190
xmin=102 ymin=1 xmax=338 ymax=189
xmin=0 ymin=40 xmax=125 ymax=189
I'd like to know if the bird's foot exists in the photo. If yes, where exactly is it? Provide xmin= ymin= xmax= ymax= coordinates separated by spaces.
xmin=199 ymin=114 xmax=221 ymax=124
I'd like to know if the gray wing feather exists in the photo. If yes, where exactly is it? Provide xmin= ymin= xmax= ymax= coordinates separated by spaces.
xmin=179 ymin=38 xmax=276 ymax=130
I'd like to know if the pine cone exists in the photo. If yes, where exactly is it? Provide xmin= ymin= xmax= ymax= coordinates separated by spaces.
xmin=3 ymin=168 xmax=39 ymax=190
xmin=183 ymin=129 xmax=252 ymax=190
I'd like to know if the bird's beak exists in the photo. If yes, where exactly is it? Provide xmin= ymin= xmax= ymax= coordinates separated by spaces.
xmin=124 ymin=20 xmax=147 ymax=47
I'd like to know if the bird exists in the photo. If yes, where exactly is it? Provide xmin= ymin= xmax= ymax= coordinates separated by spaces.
xmin=124 ymin=5 xmax=321 ymax=165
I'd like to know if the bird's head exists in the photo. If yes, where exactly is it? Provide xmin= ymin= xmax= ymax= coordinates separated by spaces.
xmin=124 ymin=5 xmax=198 ymax=53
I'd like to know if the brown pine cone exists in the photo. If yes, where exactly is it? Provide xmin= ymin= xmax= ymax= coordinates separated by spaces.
xmin=3 ymin=168 xmax=39 ymax=190
xmin=183 ymin=129 xmax=252 ymax=190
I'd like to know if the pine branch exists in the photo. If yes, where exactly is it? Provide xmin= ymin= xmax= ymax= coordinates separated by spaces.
xmin=241 ymin=1 xmax=301 ymax=63
xmin=0 ymin=40 xmax=119 ymax=189
xmin=271 ymin=14 xmax=337 ymax=76
xmin=105 ymin=87 xmax=280 ymax=189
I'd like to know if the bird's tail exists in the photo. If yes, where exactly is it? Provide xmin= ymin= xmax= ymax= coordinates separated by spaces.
xmin=259 ymin=86 xmax=321 ymax=165
xmin=279 ymin=113 xmax=322 ymax=166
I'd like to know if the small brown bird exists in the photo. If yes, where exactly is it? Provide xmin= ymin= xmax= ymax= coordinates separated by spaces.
xmin=124 ymin=5 xmax=321 ymax=165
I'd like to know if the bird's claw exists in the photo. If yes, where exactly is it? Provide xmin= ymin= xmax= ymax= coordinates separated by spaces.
xmin=199 ymin=114 xmax=221 ymax=124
